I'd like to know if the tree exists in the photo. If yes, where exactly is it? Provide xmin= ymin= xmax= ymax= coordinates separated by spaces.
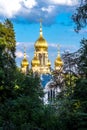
xmin=62 ymin=51 xmax=79 ymax=87
xmin=0 ymin=70 xmax=44 ymax=129
xmin=0 ymin=19 xmax=16 ymax=102
xmin=72 ymin=0 xmax=87 ymax=32
xmin=77 ymin=39 xmax=87 ymax=78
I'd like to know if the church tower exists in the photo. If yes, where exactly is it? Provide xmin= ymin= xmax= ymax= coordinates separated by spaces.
xmin=54 ymin=45 xmax=63 ymax=71
xmin=31 ymin=20 xmax=51 ymax=74
xmin=21 ymin=48 xmax=29 ymax=74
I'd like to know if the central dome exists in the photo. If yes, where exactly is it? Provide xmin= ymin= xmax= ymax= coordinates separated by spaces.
xmin=34 ymin=20 xmax=48 ymax=51
xmin=35 ymin=36 xmax=48 ymax=51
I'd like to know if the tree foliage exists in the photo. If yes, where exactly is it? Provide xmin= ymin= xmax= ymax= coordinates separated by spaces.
xmin=0 ymin=19 xmax=16 ymax=103
xmin=0 ymin=14 xmax=87 ymax=130
xmin=72 ymin=0 xmax=87 ymax=32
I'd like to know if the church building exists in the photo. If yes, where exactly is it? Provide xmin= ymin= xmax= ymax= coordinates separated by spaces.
xmin=21 ymin=20 xmax=63 ymax=74
xmin=21 ymin=21 xmax=64 ymax=104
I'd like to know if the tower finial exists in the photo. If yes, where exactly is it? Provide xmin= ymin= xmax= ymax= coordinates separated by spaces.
xmin=24 ymin=46 xmax=26 ymax=58
xmin=40 ymin=18 xmax=43 ymax=37
xmin=24 ymin=46 xmax=26 ymax=53
xmin=57 ymin=44 xmax=60 ymax=56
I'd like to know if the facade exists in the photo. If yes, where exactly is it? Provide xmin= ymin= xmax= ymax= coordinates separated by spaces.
xmin=21 ymin=21 xmax=63 ymax=74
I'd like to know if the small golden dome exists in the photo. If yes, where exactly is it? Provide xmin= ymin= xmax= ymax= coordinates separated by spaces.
xmin=21 ymin=52 xmax=29 ymax=67
xmin=34 ymin=20 xmax=48 ymax=51
xmin=55 ymin=56 xmax=63 ymax=67
xmin=31 ymin=53 xmax=40 ymax=67
xmin=55 ymin=45 xmax=63 ymax=67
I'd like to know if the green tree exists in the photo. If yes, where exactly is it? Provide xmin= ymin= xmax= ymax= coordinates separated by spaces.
xmin=0 ymin=71 xmax=44 ymax=129
xmin=72 ymin=0 xmax=87 ymax=32
xmin=0 ymin=19 xmax=16 ymax=102
xmin=78 ymin=39 xmax=87 ymax=78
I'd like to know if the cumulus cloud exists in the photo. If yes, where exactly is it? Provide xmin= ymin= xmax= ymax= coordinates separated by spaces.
xmin=0 ymin=0 xmax=79 ymax=25
xmin=48 ymin=43 xmax=79 ymax=52
xmin=41 ymin=5 xmax=55 ymax=13
xmin=0 ymin=0 xmax=37 ymax=18
xmin=16 ymin=50 xmax=30 ymax=58
xmin=47 ymin=0 xmax=79 ymax=6
xmin=15 ymin=51 xmax=24 ymax=58
xmin=79 ymin=29 xmax=87 ymax=34
xmin=49 ymin=43 xmax=57 ymax=48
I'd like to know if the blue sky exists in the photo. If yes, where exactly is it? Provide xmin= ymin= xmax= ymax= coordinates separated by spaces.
xmin=0 ymin=0 xmax=87 ymax=68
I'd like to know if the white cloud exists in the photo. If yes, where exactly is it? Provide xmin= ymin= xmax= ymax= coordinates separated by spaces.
xmin=41 ymin=5 xmax=55 ymax=13
xmin=49 ymin=43 xmax=57 ymax=48
xmin=0 ymin=0 xmax=79 ymax=25
xmin=16 ymin=42 xmax=21 ymax=46
xmin=0 ymin=0 xmax=37 ymax=18
xmin=15 ymin=51 xmax=24 ymax=58
xmin=79 ymin=29 xmax=87 ymax=34
xmin=23 ymin=0 xmax=37 ymax=9
xmin=48 ymin=0 xmax=79 ymax=6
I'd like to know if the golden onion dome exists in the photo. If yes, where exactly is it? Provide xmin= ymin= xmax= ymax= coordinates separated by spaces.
xmin=35 ymin=37 xmax=48 ymax=51
xmin=31 ymin=53 xmax=40 ymax=67
xmin=47 ymin=60 xmax=51 ymax=66
xmin=21 ymin=52 xmax=29 ymax=67
xmin=55 ymin=56 xmax=63 ymax=66
xmin=34 ymin=20 xmax=48 ymax=51
xmin=55 ymin=45 xmax=63 ymax=67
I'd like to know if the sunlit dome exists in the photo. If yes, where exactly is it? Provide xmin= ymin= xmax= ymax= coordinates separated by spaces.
xmin=55 ymin=45 xmax=63 ymax=67
xmin=31 ymin=52 xmax=40 ymax=67
xmin=35 ymin=37 xmax=48 ymax=51
xmin=21 ymin=52 xmax=29 ymax=67
xmin=55 ymin=56 xmax=63 ymax=67
xmin=34 ymin=20 xmax=48 ymax=51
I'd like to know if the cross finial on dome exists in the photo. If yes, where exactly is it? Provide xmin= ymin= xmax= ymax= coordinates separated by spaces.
xmin=23 ymin=46 xmax=27 ymax=58
xmin=40 ymin=18 xmax=42 ymax=23
xmin=39 ymin=18 xmax=43 ymax=37
xmin=24 ymin=46 xmax=26 ymax=53
xmin=57 ymin=44 xmax=60 ymax=56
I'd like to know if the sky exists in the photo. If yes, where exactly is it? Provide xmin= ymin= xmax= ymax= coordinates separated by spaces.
xmin=0 ymin=0 xmax=87 ymax=68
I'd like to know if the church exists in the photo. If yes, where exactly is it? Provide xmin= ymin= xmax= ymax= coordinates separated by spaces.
xmin=21 ymin=21 xmax=64 ymax=103
xmin=21 ymin=20 xmax=63 ymax=75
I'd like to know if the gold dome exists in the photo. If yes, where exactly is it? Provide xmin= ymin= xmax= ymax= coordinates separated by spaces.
xmin=21 ymin=52 xmax=29 ymax=67
xmin=55 ymin=45 xmax=63 ymax=67
xmin=34 ymin=20 xmax=48 ymax=51
xmin=55 ymin=56 xmax=63 ymax=67
xmin=31 ymin=52 xmax=40 ymax=67
xmin=35 ymin=37 xmax=48 ymax=51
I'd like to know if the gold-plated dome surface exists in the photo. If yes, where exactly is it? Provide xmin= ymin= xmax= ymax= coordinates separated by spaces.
xmin=35 ymin=37 xmax=48 ymax=51
xmin=34 ymin=19 xmax=48 ymax=51
xmin=55 ymin=45 xmax=63 ymax=67
xmin=21 ymin=59 xmax=29 ymax=67
xmin=21 ymin=52 xmax=29 ymax=67
xmin=55 ymin=56 xmax=63 ymax=66
xmin=31 ymin=53 xmax=40 ymax=66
